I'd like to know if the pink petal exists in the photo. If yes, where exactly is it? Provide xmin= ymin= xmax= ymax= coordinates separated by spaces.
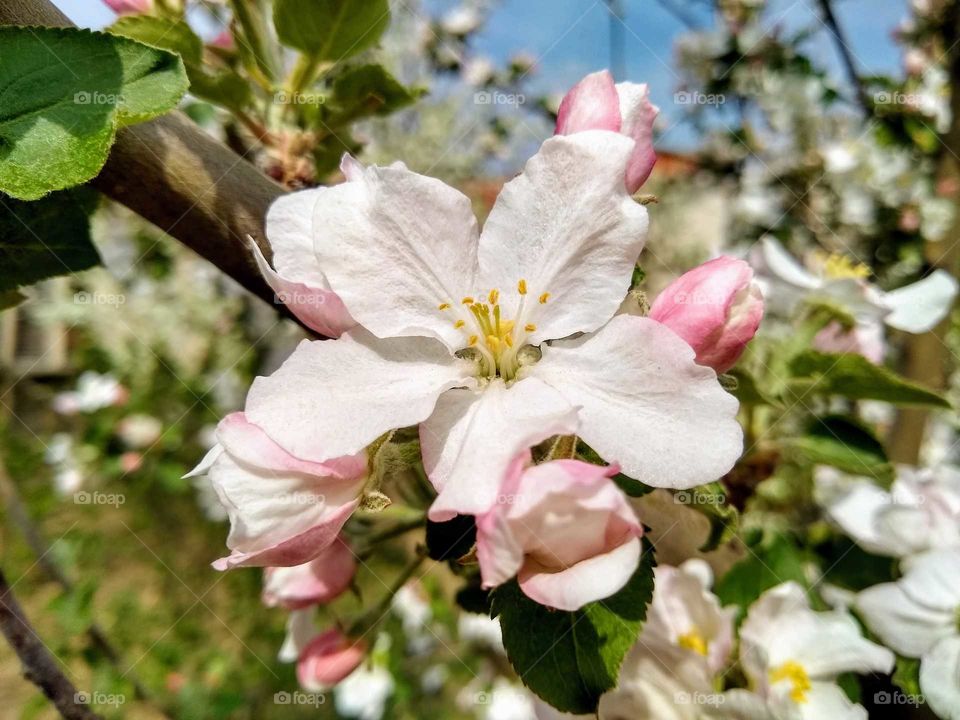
xmin=555 ymin=70 xmax=622 ymax=135
xmin=616 ymin=82 xmax=659 ymax=192
xmin=103 ymin=0 xmax=152 ymax=14
xmin=262 ymin=538 xmax=357 ymax=609
xmin=297 ymin=629 xmax=366 ymax=690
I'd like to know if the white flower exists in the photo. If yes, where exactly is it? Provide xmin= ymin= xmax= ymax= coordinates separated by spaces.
xmin=245 ymin=133 xmax=743 ymax=522
xmin=738 ymin=582 xmax=893 ymax=720
xmin=483 ymin=679 xmax=538 ymax=720
xmin=335 ymin=663 xmax=395 ymax=720
xmin=857 ymin=550 xmax=960 ymax=720
xmin=440 ymin=5 xmax=483 ymax=35
xmin=458 ymin=612 xmax=504 ymax=653
xmin=816 ymin=465 xmax=960 ymax=557
xmin=760 ymin=236 xmax=957 ymax=334
xmin=53 ymin=371 xmax=126 ymax=414
xmin=277 ymin=607 xmax=317 ymax=663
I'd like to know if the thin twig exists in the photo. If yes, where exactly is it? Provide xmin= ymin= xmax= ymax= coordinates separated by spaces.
xmin=815 ymin=0 xmax=872 ymax=115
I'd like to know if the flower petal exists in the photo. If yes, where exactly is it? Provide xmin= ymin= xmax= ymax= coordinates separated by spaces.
xmin=856 ymin=582 xmax=952 ymax=657
xmin=421 ymin=377 xmax=578 ymax=520
xmin=265 ymin=188 xmax=329 ymax=287
xmin=795 ymin=683 xmax=867 ymax=720
xmin=882 ymin=269 xmax=958 ymax=333
xmin=920 ymin=636 xmax=960 ymax=720
xmin=531 ymin=315 xmax=742 ymax=489
xmin=246 ymin=331 xmax=472 ymax=462
xmin=478 ymin=131 xmax=649 ymax=343
xmin=615 ymin=82 xmax=659 ymax=192
xmin=311 ymin=163 xmax=479 ymax=348
xmin=518 ymin=537 xmax=641 ymax=611
xmin=761 ymin=237 xmax=821 ymax=289
xmin=262 ymin=539 xmax=357 ymax=609
xmin=555 ymin=70 xmax=622 ymax=134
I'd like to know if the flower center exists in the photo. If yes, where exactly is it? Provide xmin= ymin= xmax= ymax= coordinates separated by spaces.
xmin=439 ymin=278 xmax=547 ymax=381
xmin=769 ymin=660 xmax=811 ymax=704
xmin=677 ymin=629 xmax=708 ymax=656
xmin=811 ymin=250 xmax=871 ymax=280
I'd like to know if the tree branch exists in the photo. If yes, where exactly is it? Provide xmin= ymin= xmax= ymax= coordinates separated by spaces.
xmin=0 ymin=568 xmax=103 ymax=720
xmin=0 ymin=0 xmax=295 ymax=316
xmin=815 ymin=0 xmax=872 ymax=116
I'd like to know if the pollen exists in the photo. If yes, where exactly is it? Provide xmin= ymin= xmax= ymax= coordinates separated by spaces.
xmin=538 ymin=292 xmax=550 ymax=304
xmin=454 ymin=319 xmax=465 ymax=329
xmin=524 ymin=323 xmax=536 ymax=332
xmin=677 ymin=630 xmax=708 ymax=657
xmin=769 ymin=661 xmax=811 ymax=704
xmin=488 ymin=288 xmax=500 ymax=304
xmin=438 ymin=302 xmax=451 ymax=311
xmin=812 ymin=250 xmax=871 ymax=280
xmin=517 ymin=279 xmax=528 ymax=295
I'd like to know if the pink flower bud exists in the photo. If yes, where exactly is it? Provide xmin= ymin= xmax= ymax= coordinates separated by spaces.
xmin=103 ymin=0 xmax=152 ymax=15
xmin=555 ymin=69 xmax=659 ymax=192
xmin=262 ymin=538 xmax=357 ymax=609
xmin=296 ymin=630 xmax=365 ymax=690
xmin=649 ymin=256 xmax=764 ymax=373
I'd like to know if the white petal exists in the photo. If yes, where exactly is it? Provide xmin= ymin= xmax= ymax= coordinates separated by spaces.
xmin=882 ymin=269 xmax=958 ymax=333
xmin=900 ymin=550 xmax=960 ymax=612
xmin=246 ymin=331 xmax=472 ymax=462
xmin=478 ymin=131 xmax=649 ymax=343
xmin=814 ymin=472 xmax=899 ymax=556
xmin=421 ymin=377 xmax=578 ymax=520
xmin=921 ymin=636 xmax=960 ymax=720
xmin=266 ymin=188 xmax=330 ymax=287
xmin=796 ymin=683 xmax=867 ymax=720
xmin=761 ymin=237 xmax=821 ymax=290
xmin=278 ymin=608 xmax=317 ymax=663
xmin=856 ymin=582 xmax=953 ymax=657
xmin=312 ymin=162 xmax=479 ymax=347
xmin=531 ymin=315 xmax=742 ymax=489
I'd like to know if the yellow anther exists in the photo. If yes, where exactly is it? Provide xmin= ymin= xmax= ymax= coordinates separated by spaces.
xmin=538 ymin=292 xmax=550 ymax=304
xmin=504 ymin=334 xmax=514 ymax=347
xmin=677 ymin=631 xmax=708 ymax=657
xmin=461 ymin=296 xmax=475 ymax=305
xmin=501 ymin=320 xmax=515 ymax=334
xmin=489 ymin=288 xmax=500 ymax=304
xmin=769 ymin=661 xmax=811 ymax=704
xmin=454 ymin=319 xmax=465 ymax=329
xmin=438 ymin=302 xmax=451 ymax=311
xmin=812 ymin=250 xmax=870 ymax=280
xmin=468 ymin=335 xmax=479 ymax=346
xmin=524 ymin=323 xmax=537 ymax=333
xmin=517 ymin=279 xmax=528 ymax=295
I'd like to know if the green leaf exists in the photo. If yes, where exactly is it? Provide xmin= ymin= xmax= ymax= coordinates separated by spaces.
xmin=274 ymin=0 xmax=390 ymax=60
xmin=327 ymin=64 xmax=420 ymax=122
xmin=0 ymin=189 xmax=101 ymax=292
xmin=785 ymin=415 xmax=894 ymax=484
xmin=108 ymin=16 xmax=251 ymax=111
xmin=0 ymin=26 xmax=187 ymax=200
xmin=891 ymin=655 xmax=922 ymax=697
xmin=724 ymin=367 xmax=778 ymax=406
xmin=714 ymin=534 xmax=809 ymax=611
xmin=787 ymin=350 xmax=951 ymax=408
xmin=492 ymin=541 xmax=656 ymax=714
xmin=674 ymin=482 xmax=740 ymax=552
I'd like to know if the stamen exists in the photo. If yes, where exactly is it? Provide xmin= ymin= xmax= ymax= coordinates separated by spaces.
xmin=461 ymin=296 xmax=475 ymax=305
xmin=524 ymin=323 xmax=536 ymax=332
xmin=468 ymin=335 xmax=479 ymax=346
xmin=438 ymin=302 xmax=451 ymax=311
xmin=454 ymin=319 xmax=465 ymax=329
xmin=504 ymin=335 xmax=513 ymax=347
xmin=538 ymin=292 xmax=550 ymax=304
xmin=517 ymin=279 xmax=528 ymax=295
xmin=488 ymin=288 xmax=500 ymax=304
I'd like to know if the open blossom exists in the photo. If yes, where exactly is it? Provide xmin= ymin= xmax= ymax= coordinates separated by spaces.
xmin=810 ymin=321 xmax=884 ymax=364
xmin=476 ymin=454 xmax=643 ymax=610
xmin=243 ymin=130 xmax=742 ymax=523
xmin=334 ymin=660 xmax=395 ymax=720
xmin=856 ymin=550 xmax=960 ymax=720
xmin=186 ymin=412 xmax=367 ymax=570
xmin=649 ymin=257 xmax=764 ymax=373
xmin=262 ymin=538 xmax=356 ymax=609
xmin=737 ymin=582 xmax=893 ymax=720
xmin=555 ymin=70 xmax=658 ymax=192
xmin=759 ymin=236 xmax=957 ymax=334
xmin=103 ymin=0 xmax=152 ymax=14
xmin=815 ymin=465 xmax=960 ymax=557
xmin=297 ymin=629 xmax=366 ymax=691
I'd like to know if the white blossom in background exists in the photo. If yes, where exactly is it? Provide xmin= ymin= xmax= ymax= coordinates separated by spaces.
xmin=815 ymin=465 xmax=960 ymax=557
xmin=44 ymin=433 xmax=84 ymax=496
xmin=52 ymin=371 xmax=126 ymax=415
xmin=857 ymin=550 xmax=960 ymax=720
xmin=335 ymin=663 xmax=396 ymax=720
xmin=391 ymin=583 xmax=434 ymax=654
xmin=458 ymin=612 xmax=504 ymax=654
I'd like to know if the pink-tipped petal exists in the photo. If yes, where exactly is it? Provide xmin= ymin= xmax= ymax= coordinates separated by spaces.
xmin=297 ymin=629 xmax=366 ymax=691
xmin=616 ymin=82 xmax=659 ymax=192
xmin=555 ymin=70 xmax=622 ymax=135
xmin=263 ymin=538 xmax=357 ymax=608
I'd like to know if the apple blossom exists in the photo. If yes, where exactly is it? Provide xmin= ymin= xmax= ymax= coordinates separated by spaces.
xmin=555 ymin=70 xmax=659 ymax=192
xmin=278 ymin=607 xmax=317 ymax=662
xmin=185 ymin=412 xmax=368 ymax=570
xmin=297 ymin=629 xmax=366 ymax=691
xmin=649 ymin=257 xmax=764 ymax=373
xmin=243 ymin=132 xmax=743 ymax=523
xmin=334 ymin=661 xmax=395 ymax=720
xmin=475 ymin=453 xmax=643 ymax=611
xmin=815 ymin=465 xmax=960 ymax=557
xmin=103 ymin=0 xmax=152 ymax=14
xmin=810 ymin=320 xmax=885 ymax=364
xmin=856 ymin=550 xmax=960 ymax=720
xmin=262 ymin=538 xmax=357 ymax=609
xmin=759 ymin=237 xmax=957 ymax=334
xmin=738 ymin=582 xmax=893 ymax=720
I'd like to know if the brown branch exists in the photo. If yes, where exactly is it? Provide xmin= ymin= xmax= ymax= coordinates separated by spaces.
xmin=0 ymin=0 xmax=303 ymax=323
xmin=815 ymin=0 xmax=872 ymax=116
xmin=0 ymin=569 xmax=103 ymax=720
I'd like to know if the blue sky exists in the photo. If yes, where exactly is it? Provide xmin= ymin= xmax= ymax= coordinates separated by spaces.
xmin=54 ymin=0 xmax=909 ymax=149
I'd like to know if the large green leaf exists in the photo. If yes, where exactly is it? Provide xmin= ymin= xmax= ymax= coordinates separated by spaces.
xmin=787 ymin=350 xmax=950 ymax=408
xmin=785 ymin=415 xmax=894 ymax=484
xmin=108 ymin=16 xmax=251 ymax=111
xmin=327 ymin=64 xmax=420 ymax=122
xmin=491 ymin=542 xmax=656 ymax=714
xmin=0 ymin=189 xmax=101 ymax=292
xmin=714 ymin=534 xmax=809 ymax=611
xmin=273 ymin=0 xmax=390 ymax=60
xmin=0 ymin=26 xmax=188 ymax=200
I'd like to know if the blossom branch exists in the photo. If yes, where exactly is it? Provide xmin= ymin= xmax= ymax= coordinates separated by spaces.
xmin=815 ymin=0 xmax=871 ymax=116
xmin=0 ymin=569 xmax=103 ymax=720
